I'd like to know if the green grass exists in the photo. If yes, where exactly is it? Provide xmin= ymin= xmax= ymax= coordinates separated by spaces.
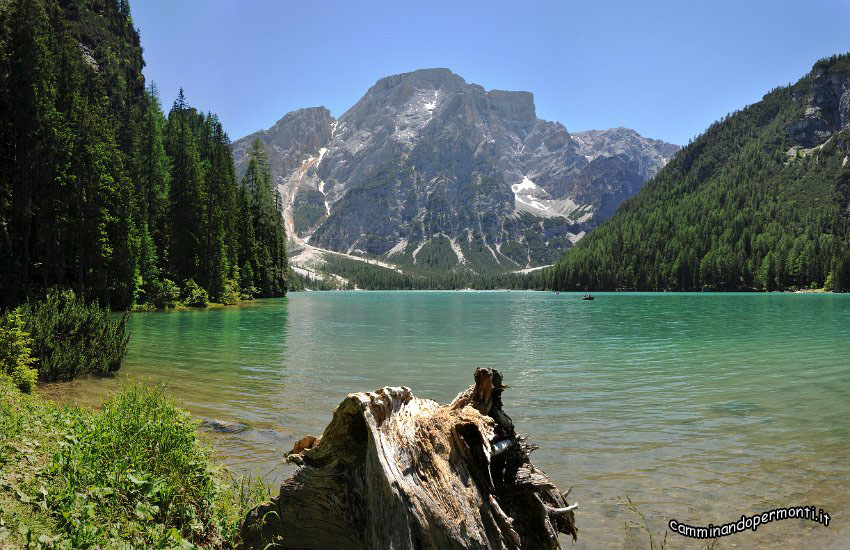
xmin=0 ymin=378 xmax=270 ymax=548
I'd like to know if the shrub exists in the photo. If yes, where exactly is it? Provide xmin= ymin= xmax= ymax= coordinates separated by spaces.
xmin=221 ymin=278 xmax=241 ymax=305
xmin=150 ymin=278 xmax=181 ymax=309
xmin=181 ymin=279 xmax=209 ymax=307
xmin=240 ymin=284 xmax=259 ymax=301
xmin=0 ymin=309 xmax=38 ymax=392
xmin=20 ymin=291 xmax=129 ymax=381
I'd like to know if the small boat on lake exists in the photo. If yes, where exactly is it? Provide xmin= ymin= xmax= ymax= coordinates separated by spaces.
xmin=581 ymin=294 xmax=594 ymax=301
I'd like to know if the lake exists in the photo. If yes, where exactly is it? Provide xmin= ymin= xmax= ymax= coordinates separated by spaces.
xmin=45 ymin=291 xmax=850 ymax=548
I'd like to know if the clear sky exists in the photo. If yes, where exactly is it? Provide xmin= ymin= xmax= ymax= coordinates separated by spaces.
xmin=132 ymin=0 xmax=849 ymax=146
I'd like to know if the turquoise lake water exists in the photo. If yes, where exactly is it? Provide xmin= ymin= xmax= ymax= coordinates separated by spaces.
xmin=47 ymin=291 xmax=850 ymax=548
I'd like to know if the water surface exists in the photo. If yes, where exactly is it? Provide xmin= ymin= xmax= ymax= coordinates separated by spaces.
xmin=46 ymin=291 xmax=850 ymax=548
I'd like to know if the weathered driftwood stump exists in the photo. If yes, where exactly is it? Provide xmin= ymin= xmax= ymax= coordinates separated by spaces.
xmin=242 ymin=368 xmax=578 ymax=549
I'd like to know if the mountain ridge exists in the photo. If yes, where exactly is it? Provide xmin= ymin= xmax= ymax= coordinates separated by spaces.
xmin=233 ymin=68 xmax=679 ymax=281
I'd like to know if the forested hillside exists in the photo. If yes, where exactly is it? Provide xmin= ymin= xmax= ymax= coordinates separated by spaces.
xmin=545 ymin=54 xmax=850 ymax=292
xmin=0 ymin=0 xmax=287 ymax=309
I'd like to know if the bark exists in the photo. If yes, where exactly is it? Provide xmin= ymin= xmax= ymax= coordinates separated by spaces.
xmin=242 ymin=368 xmax=578 ymax=549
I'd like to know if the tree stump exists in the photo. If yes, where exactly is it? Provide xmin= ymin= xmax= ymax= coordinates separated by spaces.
xmin=241 ymin=368 xmax=578 ymax=549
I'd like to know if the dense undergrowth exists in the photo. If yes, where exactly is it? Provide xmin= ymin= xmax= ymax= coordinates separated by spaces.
xmin=0 ymin=291 xmax=128 ymax=388
xmin=0 ymin=379 xmax=269 ymax=548
xmin=20 ymin=292 xmax=129 ymax=382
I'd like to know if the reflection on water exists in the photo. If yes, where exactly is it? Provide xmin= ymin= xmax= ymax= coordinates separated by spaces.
xmin=43 ymin=291 xmax=850 ymax=549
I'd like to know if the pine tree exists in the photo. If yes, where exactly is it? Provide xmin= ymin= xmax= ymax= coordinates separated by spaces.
xmin=200 ymin=117 xmax=234 ymax=300
xmin=71 ymin=76 xmax=137 ymax=308
xmin=166 ymin=89 xmax=205 ymax=285
xmin=236 ymin=182 xmax=259 ymax=297
xmin=241 ymin=139 xmax=288 ymax=296
xmin=0 ymin=1 xmax=287 ymax=308
xmin=134 ymin=83 xmax=171 ymax=269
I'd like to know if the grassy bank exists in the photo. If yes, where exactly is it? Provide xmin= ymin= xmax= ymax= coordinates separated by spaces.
xmin=0 ymin=379 xmax=268 ymax=548
xmin=130 ymin=300 xmax=259 ymax=313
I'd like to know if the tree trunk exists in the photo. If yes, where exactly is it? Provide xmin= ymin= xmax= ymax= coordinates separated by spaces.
xmin=241 ymin=368 xmax=578 ymax=549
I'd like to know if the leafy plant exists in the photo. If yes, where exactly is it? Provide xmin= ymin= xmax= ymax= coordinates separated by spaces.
xmin=0 ymin=309 xmax=38 ymax=392
xmin=0 ymin=378 xmax=270 ymax=548
xmin=49 ymin=384 xmax=219 ymax=546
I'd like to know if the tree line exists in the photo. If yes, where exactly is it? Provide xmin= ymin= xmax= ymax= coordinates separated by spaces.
xmin=316 ymin=255 xmax=540 ymax=290
xmin=0 ymin=0 xmax=288 ymax=310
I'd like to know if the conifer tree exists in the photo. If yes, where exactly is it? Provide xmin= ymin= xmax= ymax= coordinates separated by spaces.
xmin=242 ymin=139 xmax=288 ymax=296
xmin=134 ymin=83 xmax=171 ymax=268
xmin=166 ymin=89 xmax=205 ymax=285
xmin=201 ymin=117 xmax=234 ymax=300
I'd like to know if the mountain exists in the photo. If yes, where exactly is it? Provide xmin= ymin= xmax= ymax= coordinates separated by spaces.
xmin=546 ymin=54 xmax=850 ymax=292
xmin=233 ymin=69 xmax=678 ymax=279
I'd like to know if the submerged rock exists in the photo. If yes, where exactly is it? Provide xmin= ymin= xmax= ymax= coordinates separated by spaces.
xmin=200 ymin=418 xmax=250 ymax=434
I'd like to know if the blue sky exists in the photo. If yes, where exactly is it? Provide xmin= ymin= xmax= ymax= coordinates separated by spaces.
xmin=132 ymin=0 xmax=849 ymax=145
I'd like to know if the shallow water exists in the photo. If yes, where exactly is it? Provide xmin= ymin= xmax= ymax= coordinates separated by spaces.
xmin=44 ymin=291 xmax=850 ymax=548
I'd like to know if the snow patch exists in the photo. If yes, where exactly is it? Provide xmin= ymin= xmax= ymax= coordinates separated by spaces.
xmin=569 ymin=231 xmax=586 ymax=243
xmin=315 ymin=147 xmax=328 ymax=168
xmin=424 ymin=90 xmax=438 ymax=111
xmin=511 ymin=176 xmax=538 ymax=194
xmin=844 ymin=156 xmax=848 ymax=166
xmin=515 ymin=195 xmax=549 ymax=212
xmin=514 ymin=264 xmax=552 ymax=274
xmin=484 ymin=242 xmax=501 ymax=264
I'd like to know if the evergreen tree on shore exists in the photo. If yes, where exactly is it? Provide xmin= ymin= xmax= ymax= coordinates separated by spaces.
xmin=0 ymin=0 xmax=288 ymax=309
xmin=241 ymin=139 xmax=288 ymax=297
xmin=165 ymin=89 xmax=205 ymax=286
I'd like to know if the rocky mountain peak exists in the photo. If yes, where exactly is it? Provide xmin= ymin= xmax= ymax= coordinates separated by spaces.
xmin=789 ymin=55 xmax=850 ymax=147
xmin=233 ymin=69 xmax=680 ymax=275
xmin=233 ymin=106 xmax=333 ymax=183
xmin=369 ymin=67 xmax=465 ymax=92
